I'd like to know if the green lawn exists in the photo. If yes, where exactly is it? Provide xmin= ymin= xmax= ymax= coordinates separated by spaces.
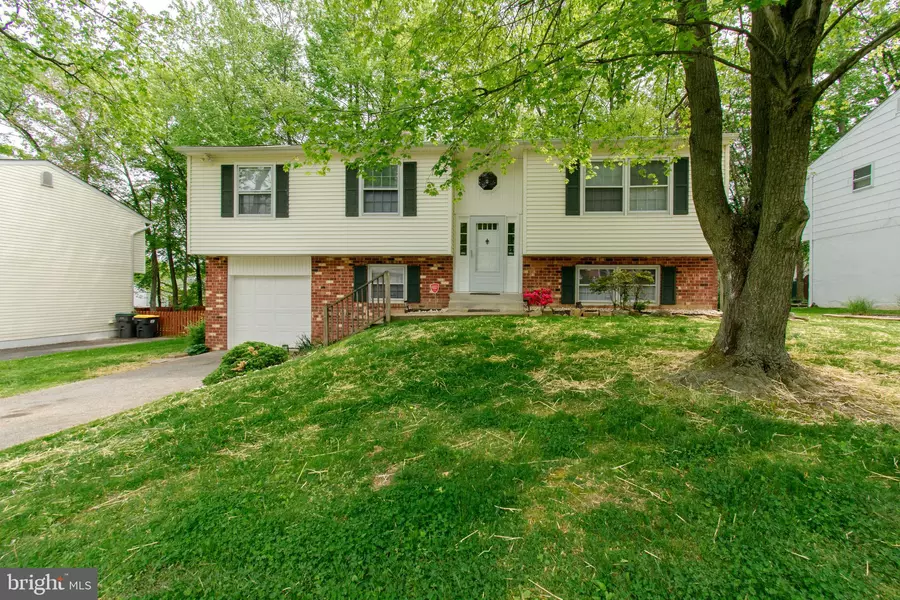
xmin=0 ymin=337 xmax=189 ymax=398
xmin=1 ymin=316 xmax=898 ymax=599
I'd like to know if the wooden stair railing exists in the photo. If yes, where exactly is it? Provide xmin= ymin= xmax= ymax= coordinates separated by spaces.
xmin=323 ymin=271 xmax=392 ymax=345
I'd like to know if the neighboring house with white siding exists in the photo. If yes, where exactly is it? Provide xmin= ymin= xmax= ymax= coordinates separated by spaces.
xmin=178 ymin=139 xmax=733 ymax=350
xmin=0 ymin=160 xmax=149 ymax=349
xmin=803 ymin=90 xmax=900 ymax=308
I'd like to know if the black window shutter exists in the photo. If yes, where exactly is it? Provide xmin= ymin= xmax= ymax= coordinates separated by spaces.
xmin=346 ymin=166 xmax=359 ymax=217
xmin=353 ymin=265 xmax=367 ymax=301
xmin=661 ymin=266 xmax=677 ymax=305
xmin=275 ymin=164 xmax=289 ymax=218
xmin=402 ymin=162 xmax=417 ymax=217
xmin=561 ymin=266 xmax=576 ymax=304
xmin=221 ymin=165 xmax=234 ymax=217
xmin=565 ymin=161 xmax=581 ymax=216
xmin=407 ymin=265 xmax=421 ymax=302
xmin=674 ymin=158 xmax=689 ymax=215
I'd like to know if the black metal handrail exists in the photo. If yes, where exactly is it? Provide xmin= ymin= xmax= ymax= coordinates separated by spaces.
xmin=323 ymin=271 xmax=392 ymax=345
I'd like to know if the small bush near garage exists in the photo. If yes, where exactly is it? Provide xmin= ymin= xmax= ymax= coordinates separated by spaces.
xmin=184 ymin=320 xmax=209 ymax=356
xmin=203 ymin=341 xmax=289 ymax=385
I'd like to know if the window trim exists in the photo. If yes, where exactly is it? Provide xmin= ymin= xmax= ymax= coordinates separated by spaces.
xmin=235 ymin=163 xmax=276 ymax=218
xmin=851 ymin=164 xmax=873 ymax=192
xmin=367 ymin=264 xmax=407 ymax=303
xmin=583 ymin=160 xmax=626 ymax=214
xmin=575 ymin=264 xmax=661 ymax=305
xmin=581 ymin=158 xmax=674 ymax=216
xmin=359 ymin=164 xmax=403 ymax=216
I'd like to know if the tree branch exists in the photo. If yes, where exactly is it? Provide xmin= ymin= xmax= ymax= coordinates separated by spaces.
xmin=819 ymin=0 xmax=866 ymax=43
xmin=811 ymin=20 xmax=900 ymax=102
xmin=655 ymin=17 xmax=781 ymax=66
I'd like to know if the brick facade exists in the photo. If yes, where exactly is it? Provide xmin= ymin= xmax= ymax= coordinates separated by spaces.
xmin=311 ymin=255 xmax=453 ymax=342
xmin=522 ymin=255 xmax=718 ymax=308
xmin=204 ymin=256 xmax=228 ymax=350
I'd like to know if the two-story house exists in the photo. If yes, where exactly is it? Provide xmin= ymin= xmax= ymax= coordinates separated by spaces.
xmin=178 ymin=140 xmax=729 ymax=349
xmin=803 ymin=89 xmax=900 ymax=308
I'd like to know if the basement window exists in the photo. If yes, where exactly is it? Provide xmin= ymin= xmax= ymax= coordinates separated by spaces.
xmin=368 ymin=264 xmax=406 ymax=302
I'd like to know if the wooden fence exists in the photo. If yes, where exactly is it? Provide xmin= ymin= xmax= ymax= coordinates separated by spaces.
xmin=135 ymin=307 xmax=205 ymax=337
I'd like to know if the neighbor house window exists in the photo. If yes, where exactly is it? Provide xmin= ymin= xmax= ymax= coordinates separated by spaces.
xmin=237 ymin=165 xmax=274 ymax=215
xmin=575 ymin=265 xmax=660 ymax=305
xmin=362 ymin=165 xmax=400 ymax=214
xmin=852 ymin=165 xmax=872 ymax=190
xmin=368 ymin=265 xmax=406 ymax=302
xmin=585 ymin=162 xmax=624 ymax=212
xmin=629 ymin=161 xmax=668 ymax=211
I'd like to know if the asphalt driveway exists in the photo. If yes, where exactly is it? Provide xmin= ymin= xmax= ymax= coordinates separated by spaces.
xmin=0 ymin=351 xmax=222 ymax=450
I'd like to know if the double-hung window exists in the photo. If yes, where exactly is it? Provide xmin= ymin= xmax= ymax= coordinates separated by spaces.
xmin=585 ymin=162 xmax=624 ymax=213
xmin=629 ymin=161 xmax=668 ymax=212
xmin=852 ymin=165 xmax=872 ymax=190
xmin=575 ymin=265 xmax=660 ymax=305
xmin=368 ymin=265 xmax=406 ymax=302
xmin=583 ymin=159 xmax=672 ymax=214
xmin=362 ymin=165 xmax=400 ymax=214
xmin=237 ymin=165 xmax=274 ymax=216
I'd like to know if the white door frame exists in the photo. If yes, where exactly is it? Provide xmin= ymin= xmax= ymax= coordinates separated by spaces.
xmin=468 ymin=215 xmax=506 ymax=293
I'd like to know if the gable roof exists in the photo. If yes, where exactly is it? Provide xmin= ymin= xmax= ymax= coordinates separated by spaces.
xmin=809 ymin=88 xmax=900 ymax=171
xmin=0 ymin=159 xmax=150 ymax=225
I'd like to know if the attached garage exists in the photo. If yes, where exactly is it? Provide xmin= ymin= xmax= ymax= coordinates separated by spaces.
xmin=228 ymin=256 xmax=312 ymax=348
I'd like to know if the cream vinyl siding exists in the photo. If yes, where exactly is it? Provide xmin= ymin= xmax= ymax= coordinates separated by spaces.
xmin=187 ymin=151 xmax=452 ymax=256
xmin=0 ymin=161 xmax=148 ymax=348
xmin=523 ymin=152 xmax=714 ymax=256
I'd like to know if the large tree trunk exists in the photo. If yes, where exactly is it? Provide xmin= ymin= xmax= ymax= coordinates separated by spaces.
xmin=679 ymin=1 xmax=816 ymax=376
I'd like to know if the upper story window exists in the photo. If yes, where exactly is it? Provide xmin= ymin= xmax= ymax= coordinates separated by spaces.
xmin=362 ymin=165 xmax=400 ymax=214
xmin=583 ymin=159 xmax=672 ymax=214
xmin=237 ymin=165 xmax=274 ymax=216
xmin=852 ymin=165 xmax=872 ymax=191
xmin=629 ymin=161 xmax=668 ymax=211
xmin=585 ymin=162 xmax=624 ymax=212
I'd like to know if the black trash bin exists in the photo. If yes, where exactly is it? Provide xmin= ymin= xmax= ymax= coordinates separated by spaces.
xmin=134 ymin=314 xmax=160 ymax=338
xmin=115 ymin=313 xmax=136 ymax=338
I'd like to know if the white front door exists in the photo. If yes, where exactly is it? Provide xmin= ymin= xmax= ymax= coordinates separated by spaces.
xmin=469 ymin=218 xmax=505 ymax=292
xmin=231 ymin=276 xmax=311 ymax=347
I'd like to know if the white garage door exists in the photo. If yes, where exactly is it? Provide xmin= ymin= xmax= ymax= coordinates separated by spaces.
xmin=231 ymin=276 xmax=311 ymax=347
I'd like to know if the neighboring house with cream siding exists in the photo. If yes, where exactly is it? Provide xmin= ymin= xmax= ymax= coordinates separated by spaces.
xmin=178 ymin=139 xmax=732 ymax=350
xmin=803 ymin=89 xmax=900 ymax=308
xmin=0 ymin=160 xmax=149 ymax=349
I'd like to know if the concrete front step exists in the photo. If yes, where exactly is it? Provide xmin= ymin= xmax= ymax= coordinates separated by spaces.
xmin=448 ymin=292 xmax=523 ymax=312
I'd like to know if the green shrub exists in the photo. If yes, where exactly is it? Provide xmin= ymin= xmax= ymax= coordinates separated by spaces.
xmin=203 ymin=341 xmax=289 ymax=385
xmin=184 ymin=320 xmax=209 ymax=355
xmin=185 ymin=343 xmax=209 ymax=356
xmin=185 ymin=320 xmax=206 ymax=345
xmin=588 ymin=269 xmax=654 ymax=310
xmin=845 ymin=297 xmax=875 ymax=315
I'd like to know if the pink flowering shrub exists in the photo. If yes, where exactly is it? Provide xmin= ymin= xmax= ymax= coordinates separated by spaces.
xmin=523 ymin=288 xmax=554 ymax=307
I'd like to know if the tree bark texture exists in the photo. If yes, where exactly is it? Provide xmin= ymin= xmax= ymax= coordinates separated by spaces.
xmin=678 ymin=1 xmax=824 ymax=375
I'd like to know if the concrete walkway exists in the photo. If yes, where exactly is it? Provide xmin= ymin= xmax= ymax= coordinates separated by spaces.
xmin=0 ymin=352 xmax=222 ymax=451
xmin=0 ymin=337 xmax=174 ymax=361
